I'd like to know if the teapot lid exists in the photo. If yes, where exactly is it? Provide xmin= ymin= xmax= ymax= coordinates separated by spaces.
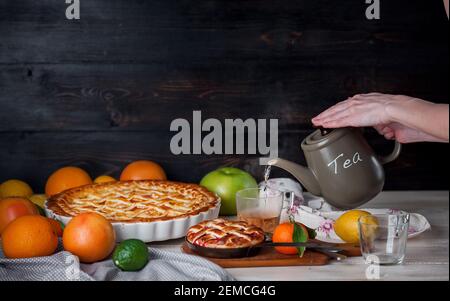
xmin=302 ymin=127 xmax=356 ymax=151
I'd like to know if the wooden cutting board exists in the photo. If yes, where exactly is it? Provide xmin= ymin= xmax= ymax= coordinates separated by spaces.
xmin=181 ymin=242 xmax=361 ymax=268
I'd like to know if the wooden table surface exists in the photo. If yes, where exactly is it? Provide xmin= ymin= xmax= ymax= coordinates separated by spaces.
xmin=152 ymin=191 xmax=449 ymax=281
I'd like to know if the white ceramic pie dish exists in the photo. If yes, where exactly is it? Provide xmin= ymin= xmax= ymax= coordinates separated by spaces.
xmin=45 ymin=199 xmax=221 ymax=243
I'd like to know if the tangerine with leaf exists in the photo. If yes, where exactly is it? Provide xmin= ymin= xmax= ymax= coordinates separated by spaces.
xmin=272 ymin=221 xmax=309 ymax=256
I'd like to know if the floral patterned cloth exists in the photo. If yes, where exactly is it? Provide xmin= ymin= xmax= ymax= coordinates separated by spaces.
xmin=281 ymin=193 xmax=431 ymax=243
xmin=263 ymin=178 xmax=431 ymax=244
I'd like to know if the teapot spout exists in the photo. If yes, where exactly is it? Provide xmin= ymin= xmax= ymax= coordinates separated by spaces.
xmin=265 ymin=158 xmax=322 ymax=196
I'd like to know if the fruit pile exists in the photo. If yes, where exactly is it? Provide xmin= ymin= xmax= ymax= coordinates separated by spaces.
xmin=270 ymin=209 xmax=377 ymax=257
xmin=0 ymin=160 xmax=166 ymax=271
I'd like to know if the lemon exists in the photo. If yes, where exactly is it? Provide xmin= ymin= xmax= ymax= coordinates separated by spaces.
xmin=334 ymin=210 xmax=372 ymax=243
xmin=29 ymin=194 xmax=47 ymax=208
xmin=94 ymin=175 xmax=117 ymax=184
xmin=0 ymin=180 xmax=34 ymax=198
xmin=358 ymin=214 xmax=379 ymax=241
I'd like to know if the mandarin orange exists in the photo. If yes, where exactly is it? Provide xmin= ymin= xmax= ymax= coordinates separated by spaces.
xmin=272 ymin=222 xmax=309 ymax=255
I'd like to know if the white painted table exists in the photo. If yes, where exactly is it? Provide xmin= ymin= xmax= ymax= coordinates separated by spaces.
xmin=152 ymin=191 xmax=449 ymax=281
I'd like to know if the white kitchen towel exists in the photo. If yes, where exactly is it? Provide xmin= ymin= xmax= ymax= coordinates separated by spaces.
xmin=0 ymin=245 xmax=235 ymax=281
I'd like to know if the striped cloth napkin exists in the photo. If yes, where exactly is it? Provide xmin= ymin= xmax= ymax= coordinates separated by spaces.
xmin=0 ymin=244 xmax=235 ymax=281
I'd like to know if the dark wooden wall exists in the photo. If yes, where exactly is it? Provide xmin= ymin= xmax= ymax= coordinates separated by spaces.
xmin=0 ymin=0 xmax=448 ymax=193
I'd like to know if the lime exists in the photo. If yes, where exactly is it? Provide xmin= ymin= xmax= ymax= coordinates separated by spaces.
xmin=113 ymin=239 xmax=149 ymax=271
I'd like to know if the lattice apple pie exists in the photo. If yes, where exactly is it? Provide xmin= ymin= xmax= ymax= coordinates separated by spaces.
xmin=46 ymin=180 xmax=220 ymax=223
xmin=186 ymin=219 xmax=266 ymax=248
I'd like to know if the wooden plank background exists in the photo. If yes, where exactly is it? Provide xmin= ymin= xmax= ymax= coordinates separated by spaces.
xmin=0 ymin=0 xmax=448 ymax=193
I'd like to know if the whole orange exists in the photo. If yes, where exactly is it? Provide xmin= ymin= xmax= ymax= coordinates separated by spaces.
xmin=1 ymin=215 xmax=58 ymax=259
xmin=0 ymin=197 xmax=39 ymax=234
xmin=63 ymin=212 xmax=116 ymax=263
xmin=45 ymin=166 xmax=93 ymax=197
xmin=272 ymin=222 xmax=309 ymax=255
xmin=120 ymin=160 xmax=167 ymax=181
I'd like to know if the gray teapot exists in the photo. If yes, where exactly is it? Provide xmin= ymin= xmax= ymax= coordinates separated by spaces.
xmin=264 ymin=128 xmax=401 ymax=209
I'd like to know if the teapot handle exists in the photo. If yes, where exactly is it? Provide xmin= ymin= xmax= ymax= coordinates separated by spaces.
xmin=378 ymin=141 xmax=402 ymax=165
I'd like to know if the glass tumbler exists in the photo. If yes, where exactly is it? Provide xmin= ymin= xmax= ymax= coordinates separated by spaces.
xmin=358 ymin=213 xmax=410 ymax=265
xmin=236 ymin=187 xmax=293 ymax=233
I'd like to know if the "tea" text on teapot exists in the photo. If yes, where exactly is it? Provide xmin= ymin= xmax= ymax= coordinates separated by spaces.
xmin=327 ymin=152 xmax=363 ymax=175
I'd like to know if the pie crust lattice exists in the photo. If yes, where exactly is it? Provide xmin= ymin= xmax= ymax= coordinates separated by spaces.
xmin=46 ymin=180 xmax=220 ymax=223
xmin=186 ymin=219 xmax=266 ymax=249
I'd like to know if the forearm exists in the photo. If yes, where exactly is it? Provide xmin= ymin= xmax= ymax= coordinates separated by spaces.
xmin=387 ymin=97 xmax=449 ymax=142
xmin=413 ymin=129 xmax=448 ymax=143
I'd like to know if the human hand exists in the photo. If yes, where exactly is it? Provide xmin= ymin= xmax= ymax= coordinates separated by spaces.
xmin=312 ymin=93 xmax=412 ymax=128
xmin=312 ymin=93 xmax=446 ymax=143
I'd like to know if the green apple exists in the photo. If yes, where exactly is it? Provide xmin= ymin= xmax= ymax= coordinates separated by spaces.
xmin=200 ymin=167 xmax=258 ymax=216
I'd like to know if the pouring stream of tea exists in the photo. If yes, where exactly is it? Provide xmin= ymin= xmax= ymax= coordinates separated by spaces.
xmin=263 ymin=165 xmax=272 ymax=192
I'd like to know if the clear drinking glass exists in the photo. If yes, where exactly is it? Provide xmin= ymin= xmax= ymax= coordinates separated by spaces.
xmin=236 ymin=187 xmax=292 ymax=233
xmin=358 ymin=213 xmax=410 ymax=265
